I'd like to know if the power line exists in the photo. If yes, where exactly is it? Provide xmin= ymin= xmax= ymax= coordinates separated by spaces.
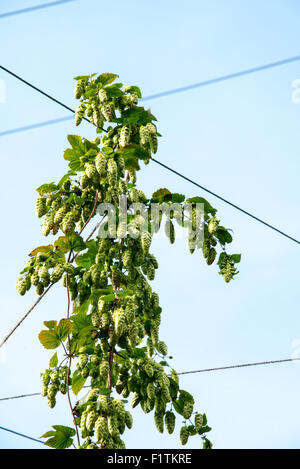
xmin=0 ymin=116 xmax=73 ymax=137
xmin=1 ymin=357 xmax=300 ymax=403
xmin=177 ymin=357 xmax=300 ymax=376
xmin=0 ymin=65 xmax=299 ymax=247
xmin=142 ymin=55 xmax=300 ymax=101
xmin=0 ymin=425 xmax=44 ymax=445
xmin=151 ymin=158 xmax=300 ymax=245
xmin=1 ymin=53 xmax=300 ymax=137
xmin=0 ymin=0 xmax=76 ymax=19
xmin=0 ymin=65 xmax=103 ymax=131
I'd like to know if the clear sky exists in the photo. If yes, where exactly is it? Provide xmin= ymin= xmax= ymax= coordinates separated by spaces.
xmin=0 ymin=0 xmax=300 ymax=449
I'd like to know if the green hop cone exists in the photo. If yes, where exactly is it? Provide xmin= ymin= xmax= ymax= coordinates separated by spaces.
xmin=35 ymin=198 xmax=47 ymax=218
xmin=157 ymin=340 xmax=167 ymax=356
xmin=194 ymin=413 xmax=204 ymax=432
xmin=208 ymin=216 xmax=219 ymax=235
xmin=50 ymin=264 xmax=65 ymax=283
xmin=16 ymin=277 xmax=27 ymax=296
xmin=95 ymin=153 xmax=107 ymax=175
xmin=124 ymin=411 xmax=133 ymax=429
xmin=75 ymin=103 xmax=86 ymax=126
xmin=180 ymin=426 xmax=189 ymax=445
xmin=165 ymin=411 xmax=176 ymax=434
xmin=154 ymin=412 xmax=164 ymax=433
xmin=119 ymin=126 xmax=130 ymax=147
xmin=99 ymin=360 xmax=109 ymax=382
xmin=141 ymin=231 xmax=152 ymax=254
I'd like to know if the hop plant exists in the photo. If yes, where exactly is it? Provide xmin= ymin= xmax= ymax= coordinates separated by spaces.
xmin=165 ymin=411 xmax=176 ymax=434
xmin=180 ymin=426 xmax=189 ymax=445
xmin=17 ymin=72 xmax=241 ymax=450
xmin=35 ymin=198 xmax=47 ymax=218
xmin=50 ymin=264 xmax=64 ymax=283
xmin=16 ymin=277 xmax=27 ymax=296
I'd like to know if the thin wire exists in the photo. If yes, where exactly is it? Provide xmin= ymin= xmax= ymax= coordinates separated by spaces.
xmin=1 ymin=357 xmax=300 ymax=402
xmin=0 ymin=65 xmax=87 ymax=119
xmin=142 ymin=55 xmax=300 ymax=101
xmin=0 ymin=0 xmax=76 ymax=19
xmin=176 ymin=357 xmax=300 ymax=375
xmin=0 ymin=116 xmax=73 ymax=137
xmin=0 ymin=425 xmax=44 ymax=445
xmin=2 ymin=54 xmax=300 ymax=137
xmin=151 ymin=158 xmax=300 ymax=245
xmin=0 ymin=65 xmax=299 ymax=245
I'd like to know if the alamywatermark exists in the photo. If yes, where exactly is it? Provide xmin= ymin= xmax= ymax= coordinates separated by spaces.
xmin=95 ymin=197 xmax=205 ymax=249
xmin=291 ymin=79 xmax=300 ymax=104
xmin=0 ymin=79 xmax=6 ymax=104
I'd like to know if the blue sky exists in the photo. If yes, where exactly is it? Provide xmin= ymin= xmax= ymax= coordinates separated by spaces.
xmin=0 ymin=0 xmax=300 ymax=449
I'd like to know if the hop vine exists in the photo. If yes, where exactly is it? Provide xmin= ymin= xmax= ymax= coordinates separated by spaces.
xmin=17 ymin=72 xmax=241 ymax=450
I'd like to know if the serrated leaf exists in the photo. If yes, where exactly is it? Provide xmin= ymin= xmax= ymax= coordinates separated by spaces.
xmin=171 ymin=193 xmax=185 ymax=203
xmin=215 ymin=226 xmax=233 ymax=245
xmin=57 ymin=319 xmax=72 ymax=341
xmin=121 ymin=107 xmax=157 ymax=125
xmin=100 ymin=293 xmax=115 ymax=303
xmin=96 ymin=73 xmax=119 ymax=86
xmin=186 ymin=197 xmax=216 ymax=215
xmin=36 ymin=183 xmax=58 ymax=196
xmin=152 ymin=188 xmax=171 ymax=203
xmin=67 ymin=135 xmax=85 ymax=151
xmin=41 ymin=425 xmax=76 ymax=449
xmin=115 ymin=289 xmax=133 ymax=298
xmin=58 ymin=171 xmax=76 ymax=188
xmin=71 ymin=370 xmax=86 ymax=395
xmin=49 ymin=352 xmax=58 ymax=368
xmin=38 ymin=330 xmax=60 ymax=350
xmin=43 ymin=320 xmax=57 ymax=330
xmin=230 ymin=253 xmax=241 ymax=263
xmin=54 ymin=234 xmax=86 ymax=254
xmin=29 ymin=245 xmax=53 ymax=257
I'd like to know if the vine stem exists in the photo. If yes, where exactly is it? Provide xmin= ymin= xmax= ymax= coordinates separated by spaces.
xmin=0 ymin=283 xmax=53 ymax=349
xmin=0 ymin=192 xmax=101 ymax=350
xmin=65 ymin=274 xmax=80 ymax=448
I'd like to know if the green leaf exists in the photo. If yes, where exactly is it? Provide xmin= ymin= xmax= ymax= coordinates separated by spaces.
xmin=71 ymin=370 xmax=86 ymax=395
xmin=41 ymin=425 xmax=76 ymax=449
xmin=36 ymin=183 xmax=58 ymax=196
xmin=72 ymin=299 xmax=90 ymax=315
xmin=115 ymin=289 xmax=133 ymax=298
xmin=186 ymin=197 xmax=217 ymax=215
xmin=38 ymin=330 xmax=60 ymax=350
xmin=152 ymin=188 xmax=171 ymax=203
xmin=198 ymin=425 xmax=212 ymax=435
xmin=49 ymin=352 xmax=58 ymax=368
xmin=171 ymin=193 xmax=185 ymax=203
xmin=215 ymin=226 xmax=233 ymax=245
xmin=57 ymin=319 xmax=73 ymax=341
xmin=230 ymin=253 xmax=241 ymax=263
xmin=43 ymin=320 xmax=57 ymax=330
xmin=63 ymin=148 xmax=78 ymax=161
xmin=54 ymin=234 xmax=86 ymax=254
xmin=121 ymin=107 xmax=157 ymax=125
xmin=75 ymin=240 xmax=98 ymax=268
xmin=129 ymin=86 xmax=142 ymax=98
xmin=100 ymin=293 xmax=115 ymax=303
xmin=29 ymin=245 xmax=53 ymax=257
xmin=67 ymin=135 xmax=85 ymax=152
xmin=58 ymin=171 xmax=76 ymax=188
xmin=96 ymin=73 xmax=119 ymax=86
xmin=105 ymin=84 xmax=124 ymax=98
